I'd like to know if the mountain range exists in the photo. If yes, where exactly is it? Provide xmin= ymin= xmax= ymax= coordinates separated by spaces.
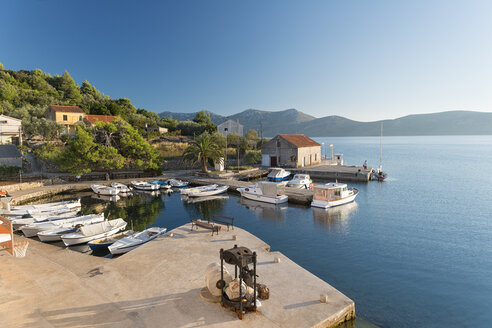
xmin=159 ymin=109 xmax=492 ymax=137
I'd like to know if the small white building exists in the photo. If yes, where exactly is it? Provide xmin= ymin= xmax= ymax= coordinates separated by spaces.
xmin=0 ymin=115 xmax=22 ymax=145
xmin=0 ymin=144 xmax=22 ymax=167
xmin=218 ymin=119 xmax=243 ymax=136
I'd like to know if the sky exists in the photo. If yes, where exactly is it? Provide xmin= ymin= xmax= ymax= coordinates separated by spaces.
xmin=1 ymin=0 xmax=492 ymax=121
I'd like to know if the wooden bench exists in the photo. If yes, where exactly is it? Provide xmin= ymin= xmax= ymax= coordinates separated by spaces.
xmin=190 ymin=219 xmax=220 ymax=236
xmin=212 ymin=215 xmax=234 ymax=231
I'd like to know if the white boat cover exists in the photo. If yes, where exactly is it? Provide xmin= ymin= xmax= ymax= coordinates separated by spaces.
xmin=259 ymin=182 xmax=278 ymax=197
xmin=79 ymin=219 xmax=126 ymax=236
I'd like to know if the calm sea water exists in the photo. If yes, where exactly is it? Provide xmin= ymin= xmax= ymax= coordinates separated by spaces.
xmin=42 ymin=136 xmax=492 ymax=328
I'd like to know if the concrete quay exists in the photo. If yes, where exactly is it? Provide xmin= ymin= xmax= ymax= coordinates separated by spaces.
xmin=290 ymin=165 xmax=373 ymax=182
xmin=0 ymin=224 xmax=355 ymax=328
xmin=174 ymin=176 xmax=315 ymax=205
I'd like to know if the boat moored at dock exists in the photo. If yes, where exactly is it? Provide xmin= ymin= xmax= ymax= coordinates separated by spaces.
xmin=131 ymin=181 xmax=160 ymax=191
xmin=286 ymin=174 xmax=312 ymax=189
xmin=311 ymin=182 xmax=358 ymax=209
xmin=87 ymin=230 xmax=134 ymax=250
xmin=61 ymin=218 xmax=127 ymax=246
xmin=237 ymin=182 xmax=288 ymax=204
xmin=22 ymin=213 xmax=105 ymax=238
xmin=267 ymin=168 xmax=291 ymax=183
xmin=91 ymin=185 xmax=120 ymax=196
xmin=110 ymin=183 xmax=131 ymax=193
xmin=180 ymin=184 xmax=218 ymax=195
xmin=166 ymin=179 xmax=189 ymax=188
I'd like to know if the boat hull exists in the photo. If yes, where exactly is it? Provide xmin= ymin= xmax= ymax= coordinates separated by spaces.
xmin=108 ymin=228 xmax=167 ymax=255
xmin=238 ymin=190 xmax=288 ymax=204
xmin=188 ymin=186 xmax=229 ymax=197
xmin=38 ymin=228 xmax=76 ymax=242
xmin=62 ymin=225 xmax=127 ymax=246
xmin=311 ymin=191 xmax=358 ymax=209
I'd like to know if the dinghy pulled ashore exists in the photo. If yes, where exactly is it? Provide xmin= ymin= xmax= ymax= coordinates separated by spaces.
xmin=108 ymin=227 xmax=167 ymax=255
xmin=36 ymin=214 xmax=106 ymax=242
xmin=88 ymin=230 xmax=134 ymax=250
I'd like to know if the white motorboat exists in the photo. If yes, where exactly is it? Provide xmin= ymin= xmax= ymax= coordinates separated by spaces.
xmin=237 ymin=182 xmax=288 ymax=204
xmin=36 ymin=214 xmax=106 ymax=241
xmin=9 ymin=199 xmax=81 ymax=211
xmin=22 ymin=213 xmax=105 ymax=238
xmin=149 ymin=180 xmax=172 ymax=190
xmin=181 ymin=184 xmax=218 ymax=195
xmin=131 ymin=181 xmax=160 ymax=191
xmin=166 ymin=179 xmax=189 ymax=188
xmin=286 ymin=174 xmax=312 ymax=189
xmin=1 ymin=199 xmax=81 ymax=217
xmin=11 ymin=209 xmax=80 ymax=230
xmin=91 ymin=185 xmax=120 ymax=196
xmin=267 ymin=168 xmax=291 ymax=183
xmin=188 ymin=185 xmax=229 ymax=197
xmin=108 ymin=227 xmax=167 ymax=255
xmin=311 ymin=183 xmax=359 ymax=209
xmin=110 ymin=183 xmax=131 ymax=193
xmin=61 ymin=218 xmax=127 ymax=246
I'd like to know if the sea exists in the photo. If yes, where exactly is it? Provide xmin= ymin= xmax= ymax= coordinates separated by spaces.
xmin=41 ymin=136 xmax=492 ymax=328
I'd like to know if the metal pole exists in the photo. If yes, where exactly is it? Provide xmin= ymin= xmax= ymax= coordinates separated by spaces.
xmin=253 ymin=252 xmax=257 ymax=310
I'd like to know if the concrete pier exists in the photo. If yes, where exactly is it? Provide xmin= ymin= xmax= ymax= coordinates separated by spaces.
xmin=0 ymin=224 xmax=355 ymax=328
xmin=290 ymin=165 xmax=373 ymax=182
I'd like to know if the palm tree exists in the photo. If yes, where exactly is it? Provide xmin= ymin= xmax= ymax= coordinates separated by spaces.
xmin=183 ymin=133 xmax=223 ymax=173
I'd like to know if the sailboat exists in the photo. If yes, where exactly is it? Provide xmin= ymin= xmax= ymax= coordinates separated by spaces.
xmin=372 ymin=123 xmax=388 ymax=181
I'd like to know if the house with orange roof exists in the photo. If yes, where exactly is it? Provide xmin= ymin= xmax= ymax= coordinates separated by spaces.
xmin=261 ymin=134 xmax=321 ymax=167
xmin=84 ymin=114 xmax=119 ymax=126
xmin=45 ymin=105 xmax=86 ymax=135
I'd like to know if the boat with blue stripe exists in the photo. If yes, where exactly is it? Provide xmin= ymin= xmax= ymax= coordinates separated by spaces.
xmin=267 ymin=168 xmax=291 ymax=183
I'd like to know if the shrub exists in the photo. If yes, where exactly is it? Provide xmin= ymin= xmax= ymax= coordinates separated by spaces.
xmin=243 ymin=151 xmax=261 ymax=164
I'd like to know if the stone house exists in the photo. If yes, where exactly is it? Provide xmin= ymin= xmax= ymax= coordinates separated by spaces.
xmin=218 ymin=119 xmax=243 ymax=136
xmin=0 ymin=144 xmax=22 ymax=167
xmin=261 ymin=134 xmax=321 ymax=168
xmin=0 ymin=115 xmax=22 ymax=145
xmin=45 ymin=105 xmax=86 ymax=135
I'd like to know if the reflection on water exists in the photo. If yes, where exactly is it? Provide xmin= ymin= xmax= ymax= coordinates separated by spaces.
xmin=238 ymin=198 xmax=288 ymax=221
xmin=182 ymin=195 xmax=229 ymax=204
xmin=183 ymin=196 xmax=226 ymax=220
xmin=312 ymin=202 xmax=358 ymax=231
xmin=91 ymin=194 xmax=120 ymax=202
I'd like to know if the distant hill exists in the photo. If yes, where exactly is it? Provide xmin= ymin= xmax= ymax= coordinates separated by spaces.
xmin=159 ymin=110 xmax=227 ymax=124
xmin=160 ymin=109 xmax=492 ymax=137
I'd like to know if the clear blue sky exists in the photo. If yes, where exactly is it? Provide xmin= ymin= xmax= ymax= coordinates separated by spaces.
xmin=1 ymin=0 xmax=492 ymax=121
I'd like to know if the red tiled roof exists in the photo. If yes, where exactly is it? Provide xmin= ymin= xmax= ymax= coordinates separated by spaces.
xmin=278 ymin=134 xmax=320 ymax=148
xmin=48 ymin=105 xmax=85 ymax=113
xmin=85 ymin=115 xmax=118 ymax=124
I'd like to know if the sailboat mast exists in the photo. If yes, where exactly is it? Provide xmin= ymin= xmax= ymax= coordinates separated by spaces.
xmin=379 ymin=123 xmax=383 ymax=169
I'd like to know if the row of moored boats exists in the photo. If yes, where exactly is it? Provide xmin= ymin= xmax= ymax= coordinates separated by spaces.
xmin=91 ymin=179 xmax=191 ymax=196
xmin=1 ymin=199 xmax=167 ymax=255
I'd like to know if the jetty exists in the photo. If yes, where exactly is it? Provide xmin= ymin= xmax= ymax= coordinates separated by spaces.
xmin=0 ymin=224 xmax=355 ymax=328
xmin=290 ymin=164 xmax=373 ymax=182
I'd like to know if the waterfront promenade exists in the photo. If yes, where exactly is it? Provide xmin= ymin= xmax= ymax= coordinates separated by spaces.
xmin=0 ymin=224 xmax=355 ymax=328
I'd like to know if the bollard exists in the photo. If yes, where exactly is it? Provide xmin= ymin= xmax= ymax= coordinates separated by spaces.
xmin=274 ymin=257 xmax=281 ymax=263
xmin=168 ymin=232 xmax=174 ymax=238
xmin=232 ymin=235 xmax=237 ymax=240
xmin=320 ymin=294 xmax=329 ymax=303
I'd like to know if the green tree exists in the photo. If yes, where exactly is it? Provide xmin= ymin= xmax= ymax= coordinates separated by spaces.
xmin=49 ymin=71 xmax=82 ymax=104
xmin=58 ymin=126 xmax=97 ymax=175
xmin=94 ymin=145 xmax=125 ymax=174
xmin=245 ymin=129 xmax=258 ymax=140
xmin=183 ymin=132 xmax=223 ymax=172
xmin=0 ymin=82 xmax=18 ymax=103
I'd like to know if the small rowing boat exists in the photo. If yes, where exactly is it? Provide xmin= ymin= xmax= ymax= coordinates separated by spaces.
xmin=108 ymin=227 xmax=167 ymax=255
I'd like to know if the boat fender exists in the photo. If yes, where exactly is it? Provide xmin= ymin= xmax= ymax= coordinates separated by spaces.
xmin=245 ymin=188 xmax=249 ymax=191
xmin=309 ymin=184 xmax=313 ymax=190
